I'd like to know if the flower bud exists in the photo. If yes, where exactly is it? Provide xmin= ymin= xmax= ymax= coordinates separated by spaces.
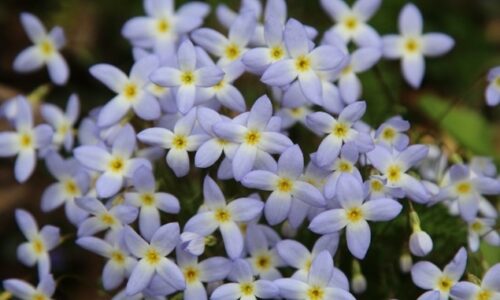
xmin=409 ymin=230 xmax=433 ymax=257
xmin=399 ymin=252 xmax=413 ymax=273
xmin=180 ymin=232 xmax=205 ymax=256
xmin=281 ymin=221 xmax=298 ymax=238
xmin=351 ymin=274 xmax=367 ymax=294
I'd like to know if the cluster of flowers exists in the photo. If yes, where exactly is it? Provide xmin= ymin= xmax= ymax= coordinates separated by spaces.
xmin=1 ymin=0 xmax=499 ymax=299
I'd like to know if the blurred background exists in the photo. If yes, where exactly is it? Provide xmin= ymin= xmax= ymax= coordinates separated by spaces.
xmin=0 ymin=0 xmax=499 ymax=299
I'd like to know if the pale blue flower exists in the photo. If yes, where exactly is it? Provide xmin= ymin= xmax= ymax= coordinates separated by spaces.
xmin=466 ymin=218 xmax=500 ymax=252
xmin=90 ymin=56 xmax=161 ymax=127
xmin=3 ymin=274 xmax=55 ymax=300
xmin=411 ymin=247 xmax=467 ymax=300
xmin=0 ymin=96 xmax=53 ymax=182
xmin=450 ymin=263 xmax=500 ymax=300
xmin=382 ymin=3 xmax=454 ymax=88
xmin=309 ymin=174 xmax=402 ymax=259
xmin=374 ymin=116 xmax=410 ymax=151
xmin=485 ymin=66 xmax=500 ymax=106
xmin=13 ymin=12 xmax=69 ymax=85
xmin=15 ymin=209 xmax=60 ymax=278
xmin=244 ymin=224 xmax=284 ymax=280
xmin=41 ymin=93 xmax=80 ymax=152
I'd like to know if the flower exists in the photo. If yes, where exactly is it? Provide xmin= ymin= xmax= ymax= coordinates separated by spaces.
xmin=75 ymin=125 xmax=152 ymax=198
xmin=0 ymin=96 xmax=53 ymax=182
xmin=124 ymin=166 xmax=180 ymax=240
xmin=409 ymin=230 xmax=434 ymax=257
xmin=149 ymin=40 xmax=225 ymax=113
xmin=15 ymin=209 xmax=60 ymax=277
xmin=244 ymin=224 xmax=284 ymax=280
xmin=3 ymin=274 xmax=56 ymax=300
xmin=306 ymin=101 xmax=373 ymax=168
xmin=41 ymin=152 xmax=90 ymax=225
xmin=309 ymin=174 xmax=402 ymax=259
xmin=382 ymin=3 xmax=454 ymax=88
xmin=411 ymin=247 xmax=467 ymax=299
xmin=41 ymin=93 xmax=80 ymax=152
xmin=466 ymin=218 xmax=500 ymax=252
xmin=184 ymin=176 xmax=264 ymax=258
xmin=374 ymin=116 xmax=410 ymax=151
xmin=210 ymin=259 xmax=279 ymax=300
xmin=123 ymin=223 xmax=185 ymax=295
xmin=261 ymin=19 xmax=346 ymax=103
xmin=13 ymin=12 xmax=69 ymax=85
xmin=242 ymin=145 xmax=325 ymax=225
xmin=76 ymin=235 xmax=137 ymax=290
xmin=321 ymin=0 xmax=382 ymax=46
xmin=75 ymin=197 xmax=138 ymax=237
xmin=485 ymin=66 xmax=500 ymax=106
xmin=450 ymin=263 xmax=500 ymax=300
xmin=90 ymin=56 xmax=161 ymax=127
xmin=274 ymin=250 xmax=355 ymax=300
xmin=212 ymin=95 xmax=293 ymax=181
xmin=137 ymin=108 xmax=208 ymax=177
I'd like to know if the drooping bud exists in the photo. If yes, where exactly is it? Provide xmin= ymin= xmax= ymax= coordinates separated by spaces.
xmin=409 ymin=230 xmax=433 ymax=257
xmin=351 ymin=260 xmax=367 ymax=294
xmin=399 ymin=251 xmax=413 ymax=273
xmin=281 ymin=221 xmax=298 ymax=238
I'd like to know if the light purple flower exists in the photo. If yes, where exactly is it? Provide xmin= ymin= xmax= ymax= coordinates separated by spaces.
xmin=41 ymin=93 xmax=79 ymax=152
xmin=366 ymin=144 xmax=430 ymax=203
xmin=210 ymin=259 xmax=279 ymax=300
xmin=124 ymin=166 xmax=180 ymax=240
xmin=374 ymin=116 xmax=410 ymax=151
xmin=15 ymin=209 xmax=60 ymax=277
xmin=3 ymin=274 xmax=55 ymax=300
xmin=75 ymin=197 xmax=138 ymax=237
xmin=0 ymin=96 xmax=53 ymax=182
xmin=466 ymin=218 xmax=500 ymax=252
xmin=244 ymin=224 xmax=284 ymax=280
xmin=306 ymin=101 xmax=373 ymax=168
xmin=138 ymin=108 xmax=208 ymax=177
xmin=123 ymin=223 xmax=185 ymax=295
xmin=309 ymin=174 xmax=402 ymax=259
xmin=411 ymin=247 xmax=467 ymax=300
xmin=13 ymin=12 xmax=69 ymax=85
xmin=75 ymin=125 xmax=152 ymax=198
xmin=77 ymin=235 xmax=137 ymax=290
xmin=41 ymin=152 xmax=89 ymax=225
xmin=180 ymin=232 xmax=206 ymax=256
xmin=409 ymin=230 xmax=434 ymax=257
xmin=90 ymin=56 xmax=161 ymax=127
xmin=261 ymin=19 xmax=346 ymax=103
xmin=382 ymin=3 xmax=454 ymax=88
xmin=450 ymin=263 xmax=500 ymax=300
xmin=321 ymin=0 xmax=382 ymax=46
xmin=149 ymin=40 xmax=224 ymax=113
xmin=365 ymin=176 xmax=404 ymax=200
xmin=485 ymin=66 xmax=500 ymax=106
xmin=184 ymin=176 xmax=264 ymax=258
xmin=242 ymin=145 xmax=325 ymax=225
xmin=274 ymin=250 xmax=355 ymax=300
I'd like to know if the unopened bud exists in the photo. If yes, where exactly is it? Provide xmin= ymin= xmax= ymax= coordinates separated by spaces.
xmin=281 ymin=221 xmax=297 ymax=238
xmin=351 ymin=260 xmax=366 ymax=294
xmin=409 ymin=231 xmax=433 ymax=257
xmin=399 ymin=252 xmax=413 ymax=273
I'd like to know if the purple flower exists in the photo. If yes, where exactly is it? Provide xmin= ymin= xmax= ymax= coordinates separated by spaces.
xmin=0 ymin=97 xmax=53 ymax=182
xmin=321 ymin=0 xmax=382 ymax=46
xmin=41 ymin=152 xmax=89 ymax=225
xmin=411 ymin=247 xmax=467 ymax=299
xmin=41 ymin=93 xmax=80 ymax=152
xmin=75 ymin=125 xmax=151 ymax=198
xmin=3 ymin=274 xmax=55 ymax=300
xmin=309 ymin=174 xmax=402 ymax=259
xmin=382 ymin=3 xmax=454 ymax=88
xmin=149 ymin=40 xmax=225 ymax=113
xmin=374 ymin=116 xmax=410 ymax=151
xmin=212 ymin=95 xmax=293 ymax=181
xmin=242 ymin=145 xmax=325 ymax=225
xmin=184 ymin=176 xmax=264 ymax=258
xmin=274 ymin=250 xmax=355 ymax=300
xmin=90 ymin=56 xmax=161 ymax=127
xmin=450 ymin=263 xmax=500 ymax=300
xmin=13 ymin=12 xmax=69 ymax=85
xmin=123 ymin=223 xmax=185 ymax=295
xmin=466 ymin=218 xmax=500 ymax=252
xmin=77 ymin=235 xmax=137 ymax=290
xmin=210 ymin=259 xmax=279 ymax=300
xmin=366 ymin=144 xmax=430 ymax=203
xmin=261 ymin=19 xmax=346 ymax=103
xmin=244 ymin=224 xmax=284 ymax=280
xmin=15 ymin=209 xmax=60 ymax=277
xmin=75 ymin=197 xmax=138 ymax=237
xmin=306 ymin=101 xmax=373 ymax=168
xmin=485 ymin=66 xmax=500 ymax=106
xmin=137 ymin=108 xmax=208 ymax=177
xmin=124 ymin=166 xmax=180 ymax=240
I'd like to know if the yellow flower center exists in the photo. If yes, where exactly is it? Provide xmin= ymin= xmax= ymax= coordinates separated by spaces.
xmin=100 ymin=213 xmax=116 ymax=226
xmin=213 ymin=80 xmax=225 ymax=91
xmin=31 ymin=293 xmax=48 ymax=300
xmin=476 ymin=290 xmax=493 ymax=300
xmin=240 ymin=282 xmax=255 ymax=296
xmin=332 ymin=123 xmax=349 ymax=138
xmin=180 ymin=71 xmax=196 ymax=85
xmin=269 ymin=46 xmax=285 ymax=60
xmin=144 ymin=248 xmax=161 ymax=265
xmin=471 ymin=221 xmax=483 ymax=232
xmin=140 ymin=193 xmax=155 ymax=206
xmin=57 ymin=123 xmax=70 ymax=136
xmin=184 ymin=266 xmax=200 ymax=284
xmin=111 ymin=251 xmax=125 ymax=265
xmin=337 ymin=160 xmax=352 ymax=173
xmin=244 ymin=130 xmax=261 ymax=146
xmin=276 ymin=178 xmax=293 ymax=193
xmin=371 ymin=179 xmax=384 ymax=192
xmin=108 ymin=157 xmax=126 ymax=173
xmin=437 ymin=276 xmax=453 ymax=292
xmin=123 ymin=83 xmax=138 ymax=100
xmin=19 ymin=133 xmax=33 ymax=149
xmin=295 ymin=55 xmax=311 ymax=72
xmin=381 ymin=127 xmax=396 ymax=141
xmin=32 ymin=238 xmax=45 ymax=255
xmin=343 ymin=16 xmax=359 ymax=31
xmin=307 ymin=286 xmax=325 ymax=300
xmin=386 ymin=165 xmax=402 ymax=183
xmin=346 ymin=207 xmax=363 ymax=222
xmin=495 ymin=76 xmax=500 ymax=88
xmin=214 ymin=208 xmax=231 ymax=223
xmin=112 ymin=194 xmax=125 ymax=206
xmin=341 ymin=65 xmax=353 ymax=76
xmin=172 ymin=135 xmax=188 ymax=150
xmin=217 ymin=138 xmax=229 ymax=146
xmin=404 ymin=38 xmax=421 ymax=54
xmin=64 ymin=179 xmax=80 ymax=196
xmin=304 ymin=258 xmax=312 ymax=272
xmin=255 ymin=254 xmax=272 ymax=271
xmin=156 ymin=18 xmax=170 ymax=34
xmin=225 ymin=43 xmax=241 ymax=61
xmin=456 ymin=182 xmax=472 ymax=195
xmin=39 ymin=40 xmax=55 ymax=57
xmin=290 ymin=107 xmax=304 ymax=117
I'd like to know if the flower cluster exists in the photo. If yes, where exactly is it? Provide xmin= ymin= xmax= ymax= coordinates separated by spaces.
xmin=1 ymin=1 xmax=499 ymax=300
